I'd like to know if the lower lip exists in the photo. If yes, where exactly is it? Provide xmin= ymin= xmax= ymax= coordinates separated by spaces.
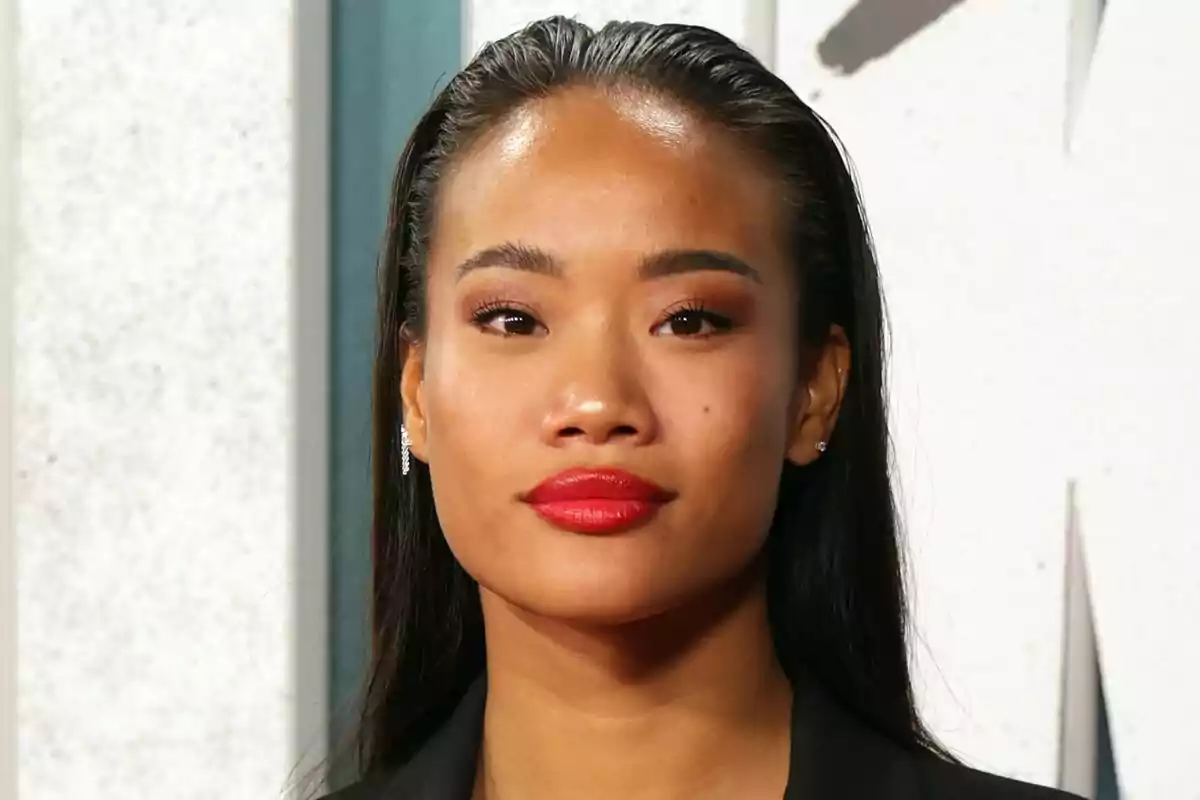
xmin=528 ymin=499 xmax=664 ymax=534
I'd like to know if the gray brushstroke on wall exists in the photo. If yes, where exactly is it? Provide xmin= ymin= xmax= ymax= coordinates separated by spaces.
xmin=818 ymin=0 xmax=969 ymax=75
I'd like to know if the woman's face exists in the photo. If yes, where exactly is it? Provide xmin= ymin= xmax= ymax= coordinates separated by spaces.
xmin=402 ymin=87 xmax=836 ymax=624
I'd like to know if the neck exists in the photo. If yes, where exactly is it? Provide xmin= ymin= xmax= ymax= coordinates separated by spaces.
xmin=474 ymin=570 xmax=794 ymax=800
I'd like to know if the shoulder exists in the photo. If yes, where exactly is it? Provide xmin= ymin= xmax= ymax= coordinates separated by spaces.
xmin=789 ymin=681 xmax=1080 ymax=800
xmin=315 ymin=678 xmax=488 ymax=800
xmin=913 ymin=757 xmax=1082 ymax=799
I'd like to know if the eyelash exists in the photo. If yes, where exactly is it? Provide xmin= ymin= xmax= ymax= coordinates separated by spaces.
xmin=654 ymin=300 xmax=736 ymax=338
xmin=468 ymin=298 xmax=737 ymax=338
xmin=470 ymin=299 xmax=544 ymax=337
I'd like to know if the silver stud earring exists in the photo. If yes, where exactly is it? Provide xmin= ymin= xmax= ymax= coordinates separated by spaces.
xmin=401 ymin=425 xmax=412 ymax=476
xmin=816 ymin=440 xmax=828 ymax=453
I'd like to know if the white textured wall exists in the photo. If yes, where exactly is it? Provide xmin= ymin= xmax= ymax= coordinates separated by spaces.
xmin=1 ymin=0 xmax=17 ymax=796
xmin=1066 ymin=3 xmax=1200 ymax=797
xmin=777 ymin=1 xmax=1073 ymax=786
xmin=14 ymin=3 xmax=296 ymax=798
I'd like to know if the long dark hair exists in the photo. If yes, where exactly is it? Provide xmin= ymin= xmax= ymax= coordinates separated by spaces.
xmin=359 ymin=15 xmax=949 ymax=778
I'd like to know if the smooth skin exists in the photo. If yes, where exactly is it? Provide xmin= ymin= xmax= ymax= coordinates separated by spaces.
xmin=400 ymin=86 xmax=850 ymax=800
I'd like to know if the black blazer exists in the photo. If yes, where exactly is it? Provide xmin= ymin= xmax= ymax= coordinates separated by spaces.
xmin=323 ymin=678 xmax=1079 ymax=799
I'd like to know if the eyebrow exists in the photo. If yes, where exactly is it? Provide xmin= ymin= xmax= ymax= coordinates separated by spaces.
xmin=455 ymin=242 xmax=762 ymax=284
xmin=638 ymin=248 xmax=762 ymax=283
xmin=455 ymin=242 xmax=561 ymax=280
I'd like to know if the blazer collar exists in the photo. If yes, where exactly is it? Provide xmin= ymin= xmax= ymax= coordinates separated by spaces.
xmin=373 ymin=675 xmax=920 ymax=799
xmin=784 ymin=681 xmax=920 ymax=799
xmin=371 ymin=678 xmax=486 ymax=800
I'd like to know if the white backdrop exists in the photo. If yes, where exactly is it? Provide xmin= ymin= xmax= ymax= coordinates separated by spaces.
xmin=1064 ymin=3 xmax=1200 ymax=797
xmin=13 ymin=3 xmax=297 ymax=798
xmin=775 ymin=0 xmax=1073 ymax=785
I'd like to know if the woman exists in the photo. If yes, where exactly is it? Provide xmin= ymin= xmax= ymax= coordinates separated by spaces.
xmin=324 ymin=16 xmax=1078 ymax=800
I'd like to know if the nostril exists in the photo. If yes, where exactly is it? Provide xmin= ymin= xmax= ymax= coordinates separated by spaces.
xmin=556 ymin=424 xmax=640 ymax=441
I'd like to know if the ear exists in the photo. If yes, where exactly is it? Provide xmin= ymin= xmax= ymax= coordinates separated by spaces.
xmin=399 ymin=334 xmax=430 ymax=465
xmin=786 ymin=325 xmax=850 ymax=466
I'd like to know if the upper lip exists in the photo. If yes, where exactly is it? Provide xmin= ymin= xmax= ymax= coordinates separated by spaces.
xmin=522 ymin=467 xmax=676 ymax=504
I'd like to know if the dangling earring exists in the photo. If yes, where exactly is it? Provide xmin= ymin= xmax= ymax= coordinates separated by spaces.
xmin=816 ymin=440 xmax=828 ymax=453
xmin=401 ymin=425 xmax=412 ymax=476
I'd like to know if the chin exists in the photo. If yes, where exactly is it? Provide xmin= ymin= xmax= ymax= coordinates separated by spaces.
xmin=492 ymin=559 xmax=688 ymax=627
xmin=518 ymin=591 xmax=674 ymax=627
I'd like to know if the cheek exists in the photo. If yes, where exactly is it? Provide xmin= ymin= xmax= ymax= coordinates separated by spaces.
xmin=419 ymin=333 xmax=531 ymax=578
xmin=653 ymin=340 xmax=794 ymax=464
xmin=420 ymin=328 xmax=528 ymax=474
xmin=648 ymin=338 xmax=795 ymax=545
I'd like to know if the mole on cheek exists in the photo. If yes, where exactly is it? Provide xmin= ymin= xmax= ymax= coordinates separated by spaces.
xmin=702 ymin=405 xmax=711 ymax=414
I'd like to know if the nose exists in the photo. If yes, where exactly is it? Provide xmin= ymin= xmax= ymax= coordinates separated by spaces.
xmin=540 ymin=332 xmax=659 ymax=448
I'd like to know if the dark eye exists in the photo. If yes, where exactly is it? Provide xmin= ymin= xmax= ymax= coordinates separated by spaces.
xmin=473 ymin=307 xmax=545 ymax=337
xmin=653 ymin=308 xmax=734 ymax=337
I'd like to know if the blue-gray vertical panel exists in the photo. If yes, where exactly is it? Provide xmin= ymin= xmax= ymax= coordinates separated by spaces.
xmin=329 ymin=0 xmax=460 ymax=773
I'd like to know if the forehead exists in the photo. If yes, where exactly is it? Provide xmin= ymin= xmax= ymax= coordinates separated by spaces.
xmin=429 ymin=87 xmax=787 ymax=272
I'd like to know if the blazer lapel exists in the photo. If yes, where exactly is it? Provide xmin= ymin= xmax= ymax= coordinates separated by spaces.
xmin=783 ymin=683 xmax=921 ymax=799
xmin=376 ymin=678 xmax=486 ymax=800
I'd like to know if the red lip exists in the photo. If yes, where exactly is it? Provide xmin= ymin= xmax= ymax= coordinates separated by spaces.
xmin=522 ymin=468 xmax=675 ymax=534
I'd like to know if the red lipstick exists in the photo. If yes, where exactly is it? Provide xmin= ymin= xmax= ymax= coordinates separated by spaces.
xmin=522 ymin=467 xmax=675 ymax=534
